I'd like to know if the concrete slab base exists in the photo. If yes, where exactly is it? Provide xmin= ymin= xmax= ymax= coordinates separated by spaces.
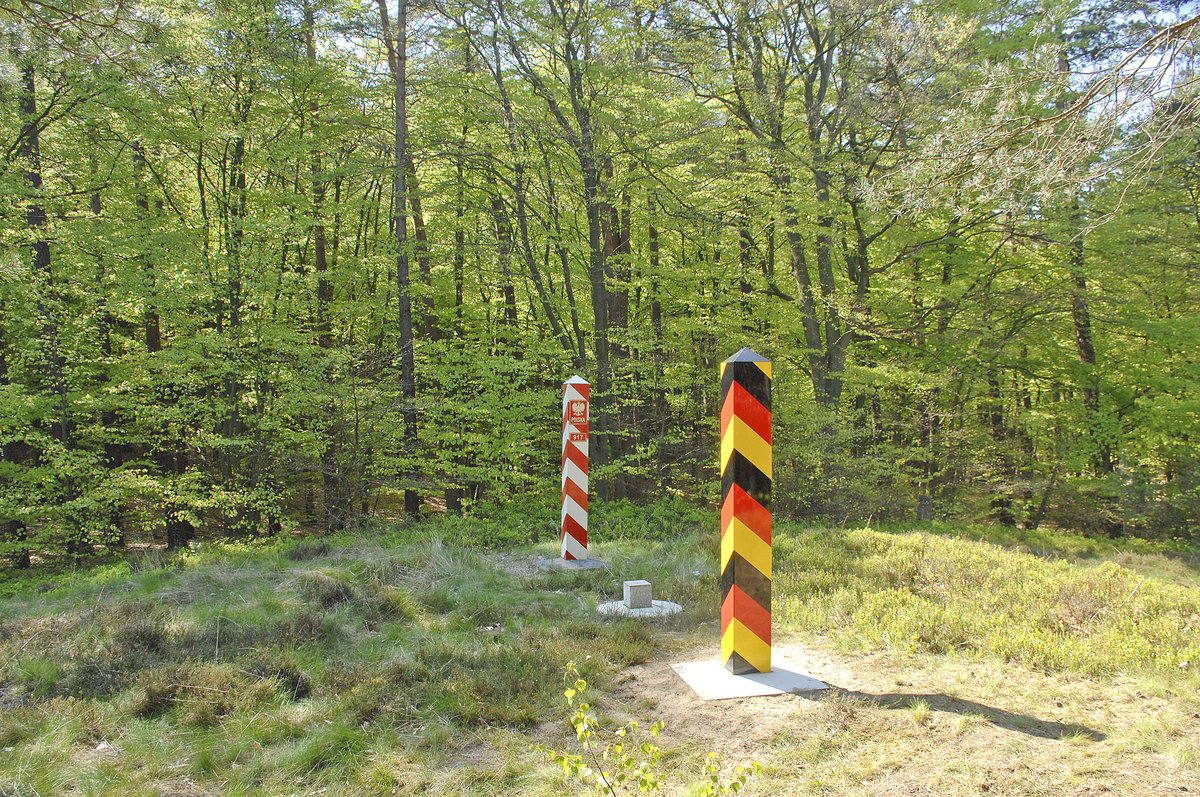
xmin=671 ymin=657 xmax=829 ymax=700
xmin=597 ymin=599 xmax=682 ymax=618
xmin=536 ymin=556 xmax=607 ymax=571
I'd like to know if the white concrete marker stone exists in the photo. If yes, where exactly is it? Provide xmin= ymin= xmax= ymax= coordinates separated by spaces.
xmin=623 ymin=580 xmax=652 ymax=609
xmin=597 ymin=580 xmax=681 ymax=618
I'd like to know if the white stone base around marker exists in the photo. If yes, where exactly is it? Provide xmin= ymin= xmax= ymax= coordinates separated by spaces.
xmin=597 ymin=599 xmax=682 ymax=618
xmin=671 ymin=658 xmax=828 ymax=700
xmin=536 ymin=556 xmax=607 ymax=571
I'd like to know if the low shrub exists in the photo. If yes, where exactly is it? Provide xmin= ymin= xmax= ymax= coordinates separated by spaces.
xmin=774 ymin=526 xmax=1200 ymax=676
xmin=361 ymin=582 xmax=419 ymax=622
xmin=286 ymin=539 xmax=333 ymax=561
xmin=0 ymin=707 xmax=37 ymax=748
xmin=247 ymin=653 xmax=312 ymax=701
xmin=295 ymin=569 xmax=355 ymax=608
xmin=111 ymin=614 xmax=168 ymax=658
xmin=121 ymin=670 xmax=179 ymax=718
xmin=279 ymin=609 xmax=340 ymax=646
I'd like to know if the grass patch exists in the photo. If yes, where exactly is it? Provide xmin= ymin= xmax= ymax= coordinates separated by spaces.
xmin=774 ymin=525 xmax=1200 ymax=676
xmin=877 ymin=519 xmax=1200 ymax=587
xmin=0 ymin=510 xmax=1197 ymax=795
xmin=0 ymin=518 xmax=707 ymax=796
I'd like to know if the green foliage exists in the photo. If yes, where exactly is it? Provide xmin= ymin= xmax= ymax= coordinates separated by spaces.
xmin=538 ymin=661 xmax=760 ymax=796
xmin=0 ymin=525 xmax=692 ymax=794
xmin=423 ymin=501 xmax=558 ymax=548
xmin=589 ymin=499 xmax=712 ymax=542
xmin=0 ymin=0 xmax=1197 ymax=578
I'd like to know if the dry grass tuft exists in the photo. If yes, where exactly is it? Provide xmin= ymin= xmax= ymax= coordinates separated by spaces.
xmin=294 ymin=569 xmax=354 ymax=608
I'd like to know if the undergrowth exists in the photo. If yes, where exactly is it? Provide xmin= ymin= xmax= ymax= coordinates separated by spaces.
xmin=0 ymin=520 xmax=714 ymax=796
xmin=538 ymin=661 xmax=761 ymax=795
xmin=774 ymin=526 xmax=1200 ymax=676
xmin=0 ymin=508 xmax=1197 ymax=795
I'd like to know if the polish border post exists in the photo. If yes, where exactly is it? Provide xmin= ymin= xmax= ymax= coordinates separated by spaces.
xmin=561 ymin=376 xmax=590 ymax=560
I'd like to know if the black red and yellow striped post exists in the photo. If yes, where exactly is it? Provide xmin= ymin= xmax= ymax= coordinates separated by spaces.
xmin=719 ymin=347 xmax=772 ymax=675
xmin=561 ymin=376 xmax=590 ymax=560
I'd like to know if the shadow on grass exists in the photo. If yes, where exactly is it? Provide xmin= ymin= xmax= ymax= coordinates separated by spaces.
xmin=809 ymin=686 xmax=1106 ymax=741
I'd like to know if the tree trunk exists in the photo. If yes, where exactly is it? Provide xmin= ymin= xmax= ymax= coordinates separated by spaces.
xmin=486 ymin=177 xmax=520 ymax=330
xmin=648 ymin=192 xmax=668 ymax=487
xmin=89 ymin=130 xmax=111 ymax=358
xmin=1055 ymin=47 xmax=1111 ymax=474
xmin=582 ymin=155 xmax=612 ymax=499
xmin=132 ymin=142 xmax=162 ymax=354
xmin=987 ymin=370 xmax=1016 ymax=526
xmin=22 ymin=63 xmax=83 ymax=557
xmin=303 ymin=0 xmax=350 ymax=530
xmin=777 ymin=171 xmax=826 ymax=400
xmin=405 ymin=155 xmax=438 ymax=341
xmin=0 ymin=306 xmax=30 ymax=569
xmin=1067 ymin=223 xmax=1110 ymax=471
xmin=219 ymin=80 xmax=250 ymax=495
xmin=483 ymin=50 xmax=571 ymax=353
xmin=377 ymin=0 xmax=420 ymax=517
xmin=543 ymin=150 xmax=586 ymax=368
xmin=812 ymin=160 xmax=846 ymax=406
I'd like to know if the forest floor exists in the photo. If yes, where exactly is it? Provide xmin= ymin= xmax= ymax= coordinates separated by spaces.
xmin=0 ymin=510 xmax=1197 ymax=796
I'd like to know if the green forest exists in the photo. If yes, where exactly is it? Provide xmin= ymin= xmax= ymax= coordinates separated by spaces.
xmin=2 ymin=0 xmax=1199 ymax=566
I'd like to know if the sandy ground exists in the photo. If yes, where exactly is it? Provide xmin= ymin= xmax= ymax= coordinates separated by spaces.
xmin=601 ymin=636 xmax=1200 ymax=796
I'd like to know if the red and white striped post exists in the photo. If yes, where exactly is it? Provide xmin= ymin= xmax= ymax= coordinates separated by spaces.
xmin=561 ymin=376 xmax=590 ymax=560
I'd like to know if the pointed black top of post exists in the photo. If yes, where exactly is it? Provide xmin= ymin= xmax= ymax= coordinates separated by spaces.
xmin=724 ymin=347 xmax=768 ymax=363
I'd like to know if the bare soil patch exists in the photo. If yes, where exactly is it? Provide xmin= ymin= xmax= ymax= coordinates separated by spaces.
xmin=149 ymin=778 xmax=210 ymax=797
xmin=604 ymin=636 xmax=1200 ymax=795
xmin=490 ymin=552 xmax=550 ymax=580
